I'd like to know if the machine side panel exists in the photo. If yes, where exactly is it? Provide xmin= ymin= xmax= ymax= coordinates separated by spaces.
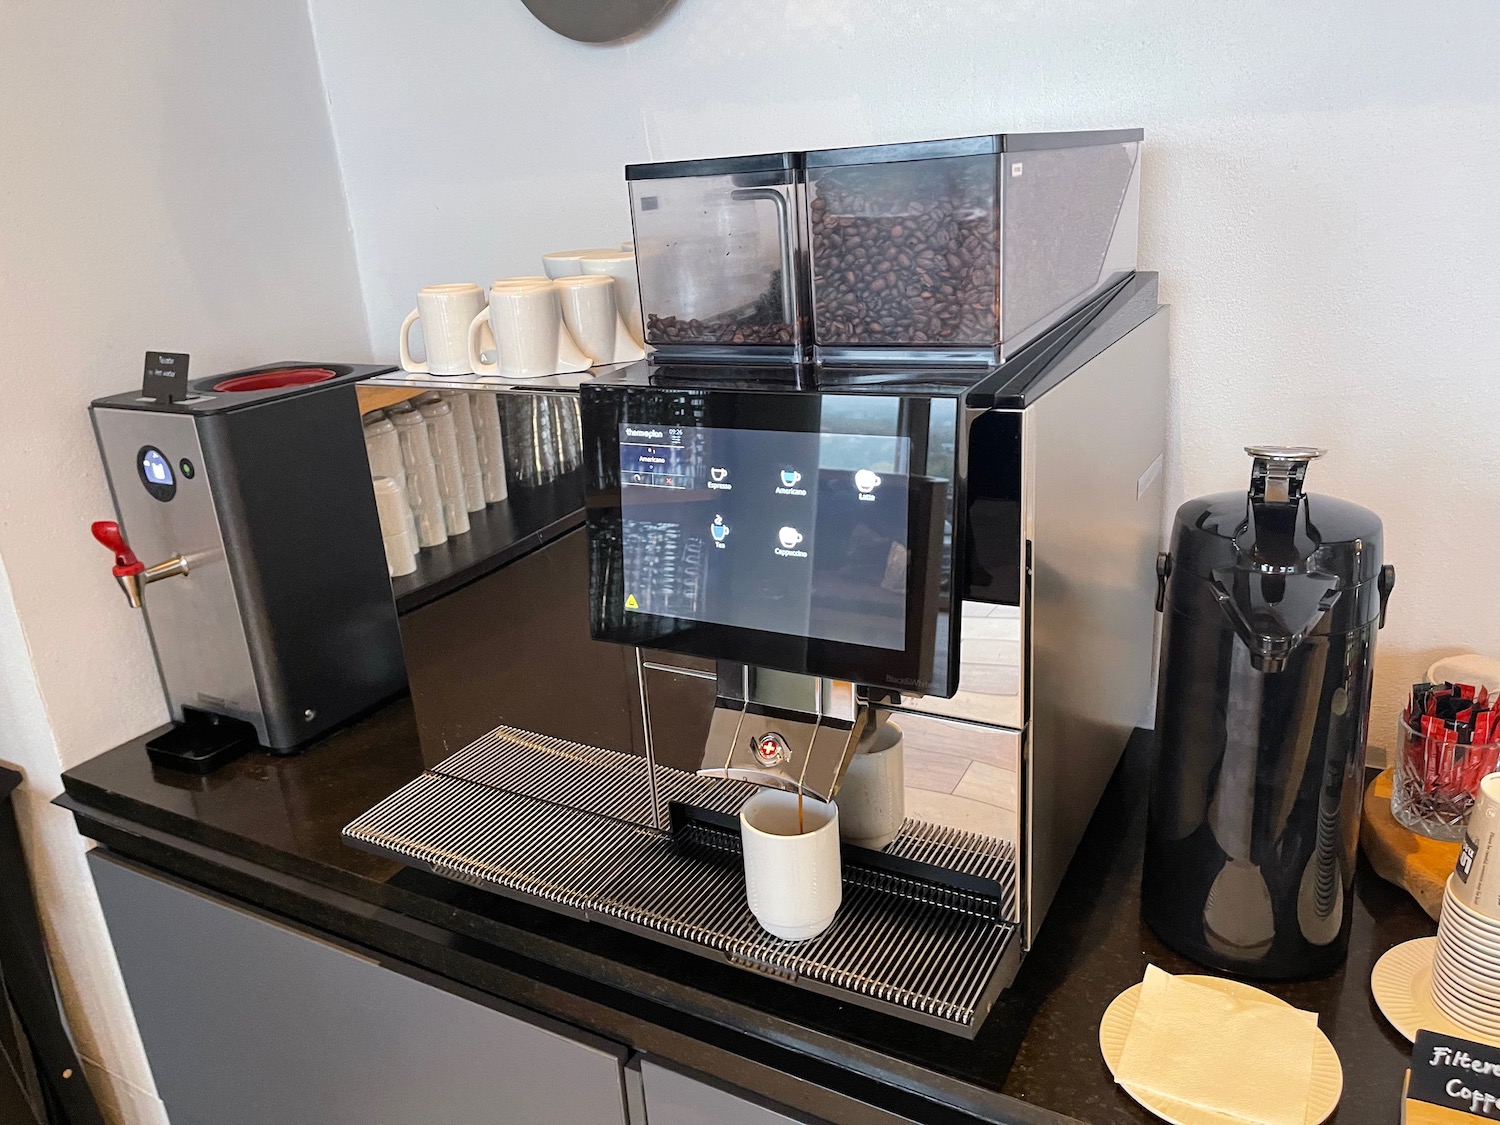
xmin=90 ymin=407 xmax=266 ymax=738
xmin=199 ymin=384 xmax=406 ymax=748
xmin=1023 ymin=307 xmax=1168 ymax=944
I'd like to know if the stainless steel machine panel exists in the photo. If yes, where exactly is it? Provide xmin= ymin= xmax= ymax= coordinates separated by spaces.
xmin=92 ymin=408 xmax=265 ymax=738
xmin=1022 ymin=306 xmax=1169 ymax=943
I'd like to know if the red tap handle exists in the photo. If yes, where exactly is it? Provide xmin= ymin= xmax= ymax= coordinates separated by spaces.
xmin=91 ymin=521 xmax=145 ymax=577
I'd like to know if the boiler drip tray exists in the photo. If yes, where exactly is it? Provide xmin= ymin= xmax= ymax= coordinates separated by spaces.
xmin=343 ymin=724 xmax=1021 ymax=1036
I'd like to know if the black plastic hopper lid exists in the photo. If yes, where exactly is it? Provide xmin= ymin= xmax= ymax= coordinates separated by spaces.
xmin=1163 ymin=447 xmax=1394 ymax=670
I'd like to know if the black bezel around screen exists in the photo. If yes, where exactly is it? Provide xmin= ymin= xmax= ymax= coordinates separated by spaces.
xmin=581 ymin=383 xmax=963 ymax=696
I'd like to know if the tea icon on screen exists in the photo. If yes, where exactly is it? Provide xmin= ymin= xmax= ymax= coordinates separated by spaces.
xmin=780 ymin=469 xmax=801 ymax=487
xmin=711 ymin=515 xmax=730 ymax=542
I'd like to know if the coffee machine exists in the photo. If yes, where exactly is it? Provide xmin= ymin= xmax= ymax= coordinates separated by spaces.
xmin=345 ymin=132 xmax=1166 ymax=1036
xmin=90 ymin=363 xmax=406 ymax=768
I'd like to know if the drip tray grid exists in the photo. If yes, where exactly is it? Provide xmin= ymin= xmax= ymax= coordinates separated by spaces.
xmin=344 ymin=725 xmax=1020 ymax=1035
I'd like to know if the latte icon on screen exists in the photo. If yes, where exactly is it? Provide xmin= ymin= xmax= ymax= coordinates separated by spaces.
xmin=780 ymin=469 xmax=801 ymax=487
xmin=778 ymin=526 xmax=804 ymax=549
xmin=711 ymin=515 xmax=730 ymax=542
xmin=854 ymin=468 xmax=882 ymax=494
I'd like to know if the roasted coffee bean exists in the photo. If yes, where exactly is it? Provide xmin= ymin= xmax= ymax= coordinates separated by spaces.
xmin=645 ymin=270 xmax=793 ymax=347
xmin=809 ymin=168 xmax=998 ymax=347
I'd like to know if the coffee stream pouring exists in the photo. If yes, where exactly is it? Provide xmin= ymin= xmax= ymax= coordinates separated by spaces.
xmin=1145 ymin=446 xmax=1396 ymax=978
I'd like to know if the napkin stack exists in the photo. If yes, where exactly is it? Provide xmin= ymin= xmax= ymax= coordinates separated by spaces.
xmin=1116 ymin=965 xmax=1319 ymax=1124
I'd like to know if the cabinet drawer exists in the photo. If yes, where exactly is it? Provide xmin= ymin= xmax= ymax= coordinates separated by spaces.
xmin=641 ymin=1059 xmax=821 ymax=1125
xmin=90 ymin=852 xmax=629 ymax=1125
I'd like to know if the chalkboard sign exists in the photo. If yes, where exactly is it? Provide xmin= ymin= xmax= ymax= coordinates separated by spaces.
xmin=142 ymin=351 xmax=189 ymax=404
xmin=1407 ymin=1030 xmax=1500 ymax=1120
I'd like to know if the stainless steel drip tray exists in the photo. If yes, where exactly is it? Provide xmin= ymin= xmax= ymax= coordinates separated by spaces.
xmin=343 ymin=727 xmax=1022 ymax=1035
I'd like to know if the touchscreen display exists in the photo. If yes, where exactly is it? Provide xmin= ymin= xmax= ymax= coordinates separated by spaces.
xmin=619 ymin=424 xmax=912 ymax=650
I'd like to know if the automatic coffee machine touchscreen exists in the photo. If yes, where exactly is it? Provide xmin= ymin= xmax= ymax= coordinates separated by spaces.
xmin=618 ymin=423 xmax=912 ymax=650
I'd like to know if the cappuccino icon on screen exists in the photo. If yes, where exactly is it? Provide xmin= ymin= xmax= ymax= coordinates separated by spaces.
xmin=854 ymin=469 xmax=882 ymax=494
xmin=778 ymin=526 xmax=804 ymax=549
xmin=711 ymin=515 xmax=730 ymax=542
xmin=711 ymin=466 xmax=729 ymax=482
xmin=780 ymin=469 xmax=801 ymax=487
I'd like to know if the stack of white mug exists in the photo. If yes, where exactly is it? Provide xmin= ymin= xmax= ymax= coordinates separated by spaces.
xmin=362 ymin=390 xmax=508 ymax=577
xmin=1432 ymin=773 xmax=1500 ymax=1034
xmin=398 ymin=243 xmax=644 ymax=381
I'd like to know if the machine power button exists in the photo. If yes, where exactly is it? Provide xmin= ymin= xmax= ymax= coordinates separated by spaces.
xmin=753 ymin=733 xmax=789 ymax=768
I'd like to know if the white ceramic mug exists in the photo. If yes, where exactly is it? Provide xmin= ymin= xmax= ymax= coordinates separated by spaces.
xmin=467 ymin=280 xmax=590 ymax=378
xmin=553 ymin=275 xmax=618 ymax=365
xmin=578 ymin=249 xmax=643 ymax=347
xmin=542 ymin=248 xmax=615 ymax=279
xmin=837 ymin=720 xmax=905 ymax=851
xmin=1454 ymin=774 xmax=1500 ymax=920
xmin=740 ymin=789 xmax=842 ymax=941
xmin=399 ymin=283 xmax=487 ymax=375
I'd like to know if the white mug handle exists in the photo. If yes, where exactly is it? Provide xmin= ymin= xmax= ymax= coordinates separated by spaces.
xmin=468 ymin=309 xmax=499 ymax=375
xmin=399 ymin=308 xmax=428 ymax=373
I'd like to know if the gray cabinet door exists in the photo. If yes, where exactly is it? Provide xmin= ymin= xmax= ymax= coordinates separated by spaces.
xmin=640 ymin=1059 xmax=818 ymax=1125
xmin=90 ymin=852 xmax=628 ymax=1125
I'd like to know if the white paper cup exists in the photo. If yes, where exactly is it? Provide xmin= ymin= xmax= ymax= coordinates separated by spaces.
xmin=1453 ymin=776 xmax=1500 ymax=921
xmin=1427 ymin=655 xmax=1500 ymax=695
xmin=417 ymin=397 xmax=471 ymax=536
xmin=363 ymin=414 xmax=405 ymax=491
xmin=372 ymin=477 xmax=418 ymax=577
xmin=553 ymin=274 xmax=618 ymax=364
xmin=837 ymin=720 xmax=905 ymax=850
xmin=439 ymin=391 xmax=486 ymax=513
xmin=387 ymin=405 xmax=448 ymax=547
xmin=740 ymin=790 xmax=842 ymax=942
xmin=469 ymin=392 xmax=508 ymax=504
xmin=399 ymin=283 xmax=487 ymax=375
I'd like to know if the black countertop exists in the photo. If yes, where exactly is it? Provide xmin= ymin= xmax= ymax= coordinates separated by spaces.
xmin=59 ymin=702 xmax=1433 ymax=1125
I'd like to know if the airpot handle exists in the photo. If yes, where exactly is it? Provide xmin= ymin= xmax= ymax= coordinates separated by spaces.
xmin=1245 ymin=445 xmax=1325 ymax=505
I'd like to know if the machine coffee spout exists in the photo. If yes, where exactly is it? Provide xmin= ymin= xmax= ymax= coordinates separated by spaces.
xmin=90 ymin=521 xmax=189 ymax=609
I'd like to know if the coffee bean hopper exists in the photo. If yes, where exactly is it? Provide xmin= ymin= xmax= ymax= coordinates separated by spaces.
xmin=627 ymin=152 xmax=808 ymax=364
xmin=804 ymin=130 xmax=1142 ymax=365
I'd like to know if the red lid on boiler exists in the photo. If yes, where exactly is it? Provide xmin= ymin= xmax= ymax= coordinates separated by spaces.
xmin=212 ymin=367 xmax=337 ymax=392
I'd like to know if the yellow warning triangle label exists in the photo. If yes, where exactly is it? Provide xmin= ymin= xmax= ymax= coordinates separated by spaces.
xmin=625 ymin=594 xmax=639 ymax=610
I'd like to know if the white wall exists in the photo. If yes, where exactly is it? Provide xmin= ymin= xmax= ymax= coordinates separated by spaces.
xmin=0 ymin=3 xmax=367 ymax=1121
xmin=310 ymin=0 xmax=1500 ymax=751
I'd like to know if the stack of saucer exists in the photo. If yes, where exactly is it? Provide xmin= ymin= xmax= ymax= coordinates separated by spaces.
xmin=1432 ymin=875 xmax=1500 ymax=1034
